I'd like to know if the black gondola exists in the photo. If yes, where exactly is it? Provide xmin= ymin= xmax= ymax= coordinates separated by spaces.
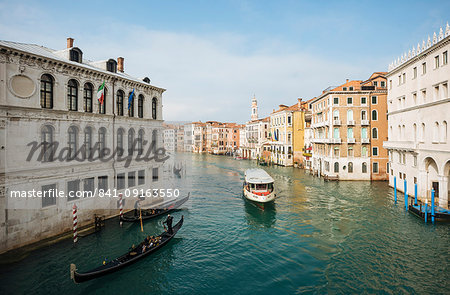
xmin=120 ymin=193 xmax=189 ymax=222
xmin=70 ymin=216 xmax=184 ymax=283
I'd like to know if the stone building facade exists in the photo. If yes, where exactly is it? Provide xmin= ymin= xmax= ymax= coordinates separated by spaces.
xmin=384 ymin=24 xmax=450 ymax=208
xmin=0 ymin=38 xmax=165 ymax=253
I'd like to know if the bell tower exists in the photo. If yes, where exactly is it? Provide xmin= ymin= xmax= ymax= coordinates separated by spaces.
xmin=251 ymin=95 xmax=258 ymax=121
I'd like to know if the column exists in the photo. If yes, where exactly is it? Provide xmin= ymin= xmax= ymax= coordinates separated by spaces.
xmin=418 ymin=169 xmax=427 ymax=202
xmin=438 ymin=175 xmax=448 ymax=209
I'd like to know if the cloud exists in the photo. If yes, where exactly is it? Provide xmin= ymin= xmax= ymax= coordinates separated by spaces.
xmin=0 ymin=2 xmax=373 ymax=123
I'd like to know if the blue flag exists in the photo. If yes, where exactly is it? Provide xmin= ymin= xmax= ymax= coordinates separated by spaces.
xmin=128 ymin=89 xmax=135 ymax=109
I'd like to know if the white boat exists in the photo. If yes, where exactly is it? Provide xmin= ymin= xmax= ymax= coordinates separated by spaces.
xmin=243 ymin=169 xmax=276 ymax=203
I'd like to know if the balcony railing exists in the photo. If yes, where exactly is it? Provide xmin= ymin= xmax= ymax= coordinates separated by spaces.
xmin=330 ymin=138 xmax=341 ymax=144
xmin=361 ymin=120 xmax=369 ymax=125
xmin=333 ymin=119 xmax=341 ymax=125
xmin=361 ymin=138 xmax=370 ymax=144
xmin=347 ymin=138 xmax=356 ymax=143
xmin=347 ymin=120 xmax=355 ymax=125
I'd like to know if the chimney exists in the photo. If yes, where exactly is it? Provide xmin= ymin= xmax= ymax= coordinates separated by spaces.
xmin=67 ymin=37 xmax=74 ymax=48
xmin=346 ymin=78 xmax=349 ymax=83
xmin=117 ymin=57 xmax=124 ymax=72
xmin=298 ymin=98 xmax=302 ymax=107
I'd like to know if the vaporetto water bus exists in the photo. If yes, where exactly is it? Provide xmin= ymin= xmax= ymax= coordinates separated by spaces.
xmin=243 ymin=169 xmax=276 ymax=203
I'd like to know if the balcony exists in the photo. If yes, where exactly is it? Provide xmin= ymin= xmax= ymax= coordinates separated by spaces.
xmin=361 ymin=138 xmax=370 ymax=144
xmin=347 ymin=120 xmax=355 ymax=125
xmin=347 ymin=138 xmax=356 ymax=143
xmin=383 ymin=141 xmax=417 ymax=151
xmin=361 ymin=120 xmax=369 ymax=125
xmin=333 ymin=119 xmax=341 ymax=125
xmin=361 ymin=85 xmax=375 ymax=90
xmin=330 ymin=138 xmax=341 ymax=144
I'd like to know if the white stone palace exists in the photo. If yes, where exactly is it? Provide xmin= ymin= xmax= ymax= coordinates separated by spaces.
xmin=0 ymin=38 xmax=166 ymax=253
xmin=384 ymin=24 xmax=450 ymax=208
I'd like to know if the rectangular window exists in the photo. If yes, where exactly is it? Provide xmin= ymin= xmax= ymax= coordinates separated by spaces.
xmin=412 ymin=92 xmax=417 ymax=104
xmin=152 ymin=168 xmax=159 ymax=182
xmin=128 ymin=171 xmax=136 ymax=187
xmin=380 ymin=81 xmax=385 ymax=87
xmin=373 ymin=162 xmax=379 ymax=173
xmin=373 ymin=81 xmax=378 ymax=87
xmin=413 ymin=155 xmax=417 ymax=167
xmin=347 ymin=97 xmax=352 ymax=105
xmin=413 ymin=67 xmax=417 ymax=79
xmin=398 ymin=75 xmax=401 ymax=85
xmin=371 ymin=96 xmax=377 ymax=105
xmin=42 ymin=184 xmax=56 ymax=207
xmin=443 ymin=51 xmax=448 ymax=65
xmin=67 ymin=180 xmax=80 ymax=201
xmin=349 ymin=86 xmax=354 ymax=91
xmin=348 ymin=147 xmax=354 ymax=157
xmin=389 ymin=80 xmax=392 ymax=89
xmin=435 ymin=55 xmax=440 ymax=68
xmin=422 ymin=89 xmax=427 ymax=102
xmin=138 ymin=170 xmax=145 ymax=185
xmin=372 ymin=147 xmax=378 ymax=156
xmin=117 ymin=173 xmax=125 ymax=190
xmin=334 ymin=97 xmax=339 ymax=105
xmin=422 ymin=62 xmax=426 ymax=74
xmin=334 ymin=147 xmax=339 ymax=157
xmin=98 ymin=175 xmax=108 ymax=191
xmin=84 ymin=177 xmax=94 ymax=195
xmin=361 ymin=97 xmax=367 ymax=105
xmin=402 ymin=73 xmax=406 ymax=83
xmin=343 ymin=87 xmax=347 ymax=91
xmin=287 ymin=116 xmax=292 ymax=125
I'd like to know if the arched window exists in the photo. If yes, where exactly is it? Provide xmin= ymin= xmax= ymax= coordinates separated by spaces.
xmin=372 ymin=128 xmax=378 ymax=139
xmin=98 ymin=127 xmax=107 ymax=158
xmin=152 ymin=129 xmax=158 ymax=147
xmin=69 ymin=48 xmax=83 ymax=63
xmin=334 ymin=162 xmax=339 ymax=173
xmin=128 ymin=128 xmax=135 ymax=156
xmin=138 ymin=94 xmax=144 ymax=118
xmin=333 ymin=109 xmax=339 ymax=120
xmin=67 ymin=79 xmax=78 ymax=111
xmin=442 ymin=121 xmax=448 ymax=143
xmin=348 ymin=162 xmax=353 ymax=173
xmin=83 ymin=83 xmax=93 ymax=112
xmin=138 ymin=129 xmax=144 ymax=155
xmin=41 ymin=125 xmax=54 ymax=162
xmin=117 ymin=128 xmax=124 ymax=156
xmin=40 ymin=74 xmax=53 ymax=109
xmin=413 ymin=123 xmax=417 ymax=142
xmin=361 ymin=110 xmax=367 ymax=120
xmin=402 ymin=125 xmax=406 ymax=140
xmin=362 ymin=146 xmax=368 ymax=157
xmin=433 ymin=122 xmax=439 ymax=142
xmin=152 ymin=97 xmax=157 ymax=119
xmin=99 ymin=87 xmax=107 ymax=114
xmin=128 ymin=91 xmax=134 ymax=117
xmin=421 ymin=123 xmax=425 ymax=142
xmin=84 ymin=127 xmax=92 ymax=159
xmin=117 ymin=90 xmax=124 ymax=116
xmin=68 ymin=126 xmax=78 ymax=160
xmin=372 ymin=110 xmax=378 ymax=121
xmin=362 ymin=162 xmax=367 ymax=173
xmin=347 ymin=109 xmax=353 ymax=121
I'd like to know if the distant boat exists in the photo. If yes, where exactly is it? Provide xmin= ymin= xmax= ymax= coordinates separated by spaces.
xmin=120 ymin=194 xmax=189 ymax=223
xmin=243 ymin=169 xmax=276 ymax=203
xmin=70 ymin=216 xmax=184 ymax=283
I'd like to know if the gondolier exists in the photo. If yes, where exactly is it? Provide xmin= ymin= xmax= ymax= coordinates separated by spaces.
xmin=163 ymin=214 xmax=174 ymax=234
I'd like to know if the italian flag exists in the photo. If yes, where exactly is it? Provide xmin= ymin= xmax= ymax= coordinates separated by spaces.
xmin=97 ymin=81 xmax=105 ymax=105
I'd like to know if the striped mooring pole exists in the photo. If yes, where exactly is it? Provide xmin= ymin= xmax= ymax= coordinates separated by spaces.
xmin=119 ymin=193 xmax=124 ymax=218
xmin=72 ymin=204 xmax=78 ymax=243
xmin=394 ymin=176 xmax=397 ymax=203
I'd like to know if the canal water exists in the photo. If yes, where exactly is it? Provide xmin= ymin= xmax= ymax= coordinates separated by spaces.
xmin=1 ymin=153 xmax=449 ymax=294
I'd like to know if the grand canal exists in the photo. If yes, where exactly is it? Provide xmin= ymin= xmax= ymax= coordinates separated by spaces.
xmin=1 ymin=153 xmax=449 ymax=294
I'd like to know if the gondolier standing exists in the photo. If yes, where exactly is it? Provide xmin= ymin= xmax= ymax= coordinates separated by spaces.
xmin=163 ymin=214 xmax=174 ymax=234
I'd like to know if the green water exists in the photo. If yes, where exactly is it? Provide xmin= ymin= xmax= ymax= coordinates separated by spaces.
xmin=1 ymin=153 xmax=449 ymax=294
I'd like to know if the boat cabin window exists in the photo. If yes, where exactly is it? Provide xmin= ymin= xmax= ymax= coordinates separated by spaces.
xmin=267 ymin=183 xmax=274 ymax=192
xmin=255 ymin=184 xmax=267 ymax=190
xmin=250 ymin=183 xmax=255 ymax=190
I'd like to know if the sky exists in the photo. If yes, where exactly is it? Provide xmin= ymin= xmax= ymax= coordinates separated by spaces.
xmin=0 ymin=0 xmax=449 ymax=123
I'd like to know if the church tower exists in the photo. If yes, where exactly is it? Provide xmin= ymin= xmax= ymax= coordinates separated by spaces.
xmin=251 ymin=95 xmax=258 ymax=121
